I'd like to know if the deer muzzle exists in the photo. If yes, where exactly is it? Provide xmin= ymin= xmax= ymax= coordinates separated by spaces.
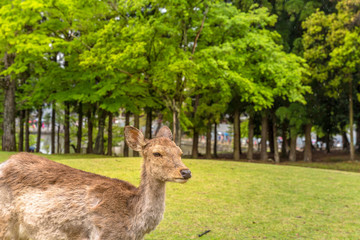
xmin=180 ymin=169 xmax=192 ymax=179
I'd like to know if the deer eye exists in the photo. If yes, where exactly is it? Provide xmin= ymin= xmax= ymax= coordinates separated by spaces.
xmin=153 ymin=152 xmax=162 ymax=157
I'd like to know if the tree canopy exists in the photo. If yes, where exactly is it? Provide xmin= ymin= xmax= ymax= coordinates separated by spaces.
xmin=1 ymin=0 xmax=359 ymax=162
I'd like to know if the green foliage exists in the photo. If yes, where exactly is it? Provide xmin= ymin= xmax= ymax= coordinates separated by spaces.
xmin=2 ymin=0 xmax=349 ymax=157
xmin=198 ymin=3 xmax=309 ymax=112
xmin=241 ymin=119 xmax=249 ymax=138
xmin=303 ymin=0 xmax=360 ymax=93
xmin=302 ymin=0 xmax=360 ymax=138
xmin=277 ymin=103 xmax=308 ymax=134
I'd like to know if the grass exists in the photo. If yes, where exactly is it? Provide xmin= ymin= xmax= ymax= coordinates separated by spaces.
xmin=1 ymin=152 xmax=360 ymax=239
xmin=283 ymin=161 xmax=360 ymax=173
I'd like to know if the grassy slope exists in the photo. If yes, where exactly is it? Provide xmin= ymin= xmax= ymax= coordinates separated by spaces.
xmin=1 ymin=152 xmax=360 ymax=239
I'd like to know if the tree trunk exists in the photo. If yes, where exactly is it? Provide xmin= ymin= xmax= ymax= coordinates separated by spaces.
xmin=268 ymin=118 xmax=274 ymax=154
xmin=2 ymin=52 xmax=16 ymax=151
xmin=87 ymin=109 xmax=93 ymax=154
xmin=133 ymin=114 xmax=140 ymax=157
xmin=233 ymin=109 xmax=240 ymax=161
xmin=145 ymin=108 xmax=152 ymax=139
xmin=205 ymin=123 xmax=211 ymax=159
xmin=19 ymin=110 xmax=25 ymax=152
xmin=272 ymin=114 xmax=280 ymax=163
xmin=214 ymin=123 xmax=218 ymax=158
xmin=25 ymin=109 xmax=30 ymax=152
xmin=154 ymin=113 xmax=163 ymax=136
xmin=76 ymin=102 xmax=83 ymax=153
xmin=108 ymin=112 xmax=113 ymax=156
xmin=94 ymin=109 xmax=105 ymax=154
xmin=172 ymin=108 xmax=181 ymax=146
xmin=123 ymin=111 xmax=130 ymax=157
xmin=191 ymin=94 xmax=200 ymax=159
xmin=239 ymin=118 xmax=242 ymax=155
xmin=192 ymin=128 xmax=199 ymax=159
xmin=289 ymin=128 xmax=297 ymax=162
xmin=304 ymin=123 xmax=312 ymax=162
xmin=261 ymin=113 xmax=268 ymax=161
xmin=51 ymin=103 xmax=56 ymax=154
xmin=57 ymin=125 xmax=61 ymax=154
xmin=349 ymin=78 xmax=355 ymax=161
xmin=342 ymin=131 xmax=349 ymax=151
xmin=36 ymin=107 xmax=43 ymax=153
xmin=247 ymin=115 xmax=254 ymax=160
xmin=281 ymin=122 xmax=289 ymax=157
xmin=64 ymin=102 xmax=70 ymax=154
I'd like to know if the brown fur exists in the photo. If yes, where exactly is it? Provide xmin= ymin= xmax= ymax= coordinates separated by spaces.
xmin=0 ymin=126 xmax=190 ymax=240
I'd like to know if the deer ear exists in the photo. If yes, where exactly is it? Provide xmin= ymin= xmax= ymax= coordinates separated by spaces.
xmin=156 ymin=126 xmax=173 ymax=140
xmin=124 ymin=126 xmax=146 ymax=151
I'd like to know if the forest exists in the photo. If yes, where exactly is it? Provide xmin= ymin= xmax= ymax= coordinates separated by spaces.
xmin=1 ymin=0 xmax=360 ymax=162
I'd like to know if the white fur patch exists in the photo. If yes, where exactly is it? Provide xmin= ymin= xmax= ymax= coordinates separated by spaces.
xmin=18 ymin=224 xmax=28 ymax=239
xmin=89 ymin=197 xmax=101 ymax=208
xmin=0 ymin=161 xmax=9 ymax=178
xmin=89 ymin=225 xmax=101 ymax=240
xmin=173 ymin=179 xmax=188 ymax=183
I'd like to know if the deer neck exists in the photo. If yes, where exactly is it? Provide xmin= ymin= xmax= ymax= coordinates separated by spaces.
xmin=132 ymin=162 xmax=166 ymax=237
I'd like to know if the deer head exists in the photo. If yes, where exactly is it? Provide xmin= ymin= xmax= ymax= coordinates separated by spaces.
xmin=125 ymin=126 xmax=191 ymax=183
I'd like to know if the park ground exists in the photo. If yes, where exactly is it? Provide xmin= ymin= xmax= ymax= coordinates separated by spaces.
xmin=1 ymin=151 xmax=360 ymax=239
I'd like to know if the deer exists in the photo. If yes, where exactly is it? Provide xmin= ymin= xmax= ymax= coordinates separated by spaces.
xmin=0 ymin=126 xmax=191 ymax=240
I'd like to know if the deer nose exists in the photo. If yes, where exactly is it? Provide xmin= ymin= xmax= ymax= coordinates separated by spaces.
xmin=180 ymin=169 xmax=192 ymax=179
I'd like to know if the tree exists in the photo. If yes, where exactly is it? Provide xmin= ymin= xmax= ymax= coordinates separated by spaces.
xmin=0 ymin=0 xmax=315 ymax=158
xmin=0 ymin=0 xmax=67 ymax=151
xmin=194 ymin=3 xmax=309 ymax=160
xmin=1 ymin=52 xmax=16 ymax=151
xmin=303 ymin=0 xmax=360 ymax=160
xmin=329 ymin=1 xmax=360 ymax=160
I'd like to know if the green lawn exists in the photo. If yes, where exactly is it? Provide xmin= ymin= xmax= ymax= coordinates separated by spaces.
xmin=1 ymin=152 xmax=360 ymax=239
xmin=284 ymin=161 xmax=360 ymax=173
